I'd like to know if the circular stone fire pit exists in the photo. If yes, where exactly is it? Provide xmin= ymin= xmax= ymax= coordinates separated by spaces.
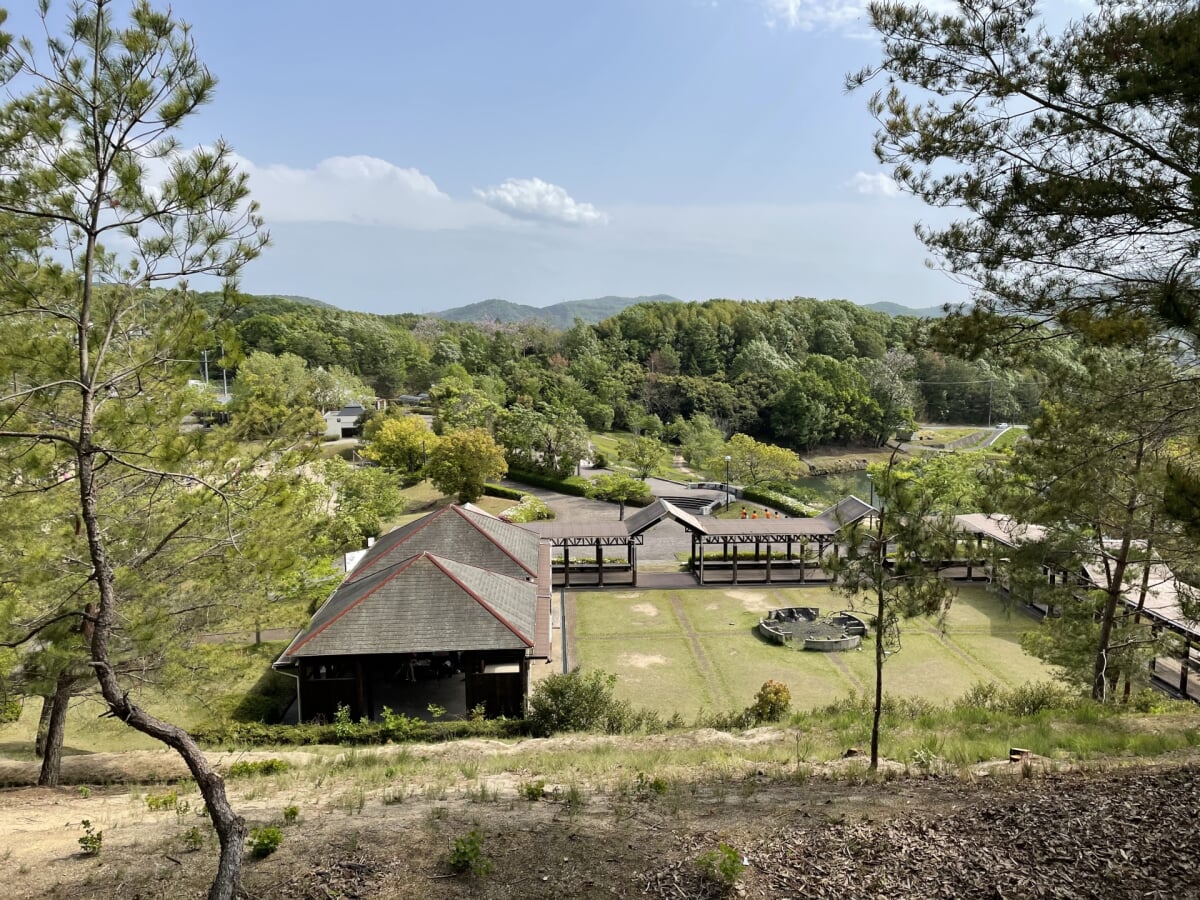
xmin=758 ymin=607 xmax=868 ymax=651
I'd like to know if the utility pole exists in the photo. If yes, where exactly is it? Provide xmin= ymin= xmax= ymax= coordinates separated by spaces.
xmin=201 ymin=349 xmax=210 ymax=386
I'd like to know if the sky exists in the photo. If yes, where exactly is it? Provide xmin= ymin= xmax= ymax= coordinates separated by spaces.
xmin=3 ymin=0 xmax=1081 ymax=316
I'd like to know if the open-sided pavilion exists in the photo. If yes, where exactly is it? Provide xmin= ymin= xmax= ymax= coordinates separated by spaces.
xmin=525 ymin=496 xmax=880 ymax=587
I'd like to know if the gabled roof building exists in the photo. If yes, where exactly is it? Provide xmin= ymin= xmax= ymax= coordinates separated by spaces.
xmin=275 ymin=505 xmax=552 ymax=723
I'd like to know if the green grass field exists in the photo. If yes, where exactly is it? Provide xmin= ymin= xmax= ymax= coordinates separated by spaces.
xmin=573 ymin=585 xmax=1053 ymax=717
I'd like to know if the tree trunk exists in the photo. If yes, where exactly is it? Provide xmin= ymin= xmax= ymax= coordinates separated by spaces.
xmin=37 ymin=674 xmax=73 ymax=787
xmin=1092 ymin=439 xmax=1144 ymax=702
xmin=34 ymin=694 xmax=53 ymax=758
xmin=870 ymin=580 xmax=885 ymax=771
xmin=78 ymin=450 xmax=245 ymax=899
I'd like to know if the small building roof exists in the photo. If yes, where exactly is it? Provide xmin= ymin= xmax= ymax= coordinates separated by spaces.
xmin=327 ymin=404 xmax=367 ymax=419
xmin=276 ymin=551 xmax=536 ymax=664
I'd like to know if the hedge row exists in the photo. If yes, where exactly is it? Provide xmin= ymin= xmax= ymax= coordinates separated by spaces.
xmin=483 ymin=483 xmax=525 ymax=501
xmin=505 ymin=469 xmax=653 ymax=508
xmin=191 ymin=716 xmax=531 ymax=748
xmin=739 ymin=487 xmax=812 ymax=518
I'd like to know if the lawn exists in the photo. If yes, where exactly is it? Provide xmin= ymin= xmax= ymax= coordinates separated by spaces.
xmin=573 ymin=584 xmax=1053 ymax=717
xmin=0 ymin=641 xmax=290 ymax=757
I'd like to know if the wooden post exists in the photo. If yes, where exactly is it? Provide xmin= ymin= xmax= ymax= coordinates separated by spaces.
xmin=1182 ymin=636 xmax=1192 ymax=697
xmin=596 ymin=540 xmax=604 ymax=587
xmin=765 ymin=543 xmax=772 ymax=583
xmin=563 ymin=545 xmax=571 ymax=588
xmin=732 ymin=546 xmax=739 ymax=585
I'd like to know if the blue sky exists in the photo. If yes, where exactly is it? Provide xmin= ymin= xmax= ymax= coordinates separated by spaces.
xmin=5 ymin=1 xmax=1074 ymax=314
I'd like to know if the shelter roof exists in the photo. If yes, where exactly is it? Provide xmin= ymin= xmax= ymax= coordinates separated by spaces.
xmin=816 ymin=495 xmax=878 ymax=527
xmin=347 ymin=504 xmax=539 ymax=583
xmin=1082 ymin=559 xmax=1200 ymax=641
xmin=276 ymin=552 xmax=536 ymax=663
xmin=953 ymin=513 xmax=1046 ymax=548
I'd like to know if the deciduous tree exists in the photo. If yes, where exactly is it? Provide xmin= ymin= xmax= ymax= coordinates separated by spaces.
xmin=427 ymin=428 xmax=508 ymax=503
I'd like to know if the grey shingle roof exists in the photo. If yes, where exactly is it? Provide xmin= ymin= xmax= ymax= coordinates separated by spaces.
xmin=347 ymin=505 xmax=539 ymax=583
xmin=278 ymin=551 xmax=536 ymax=662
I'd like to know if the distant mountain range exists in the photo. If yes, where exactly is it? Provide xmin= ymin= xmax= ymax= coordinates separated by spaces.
xmin=433 ymin=295 xmax=950 ymax=326
xmin=433 ymin=294 xmax=679 ymax=329
xmin=862 ymin=301 xmax=949 ymax=319
xmin=248 ymin=291 xmax=950 ymax=325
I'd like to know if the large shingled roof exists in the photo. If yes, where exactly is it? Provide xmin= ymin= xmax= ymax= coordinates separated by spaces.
xmin=346 ymin=504 xmax=539 ymax=583
xmin=277 ymin=551 xmax=536 ymax=663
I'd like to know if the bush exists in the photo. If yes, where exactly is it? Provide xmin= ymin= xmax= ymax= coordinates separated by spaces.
xmin=527 ymin=669 xmax=663 ymax=737
xmin=499 ymin=494 xmax=554 ymax=523
xmin=282 ymin=805 xmax=299 ymax=825
xmin=528 ymin=669 xmax=620 ymax=736
xmin=190 ymin=716 xmax=529 ymax=748
xmin=482 ymin=482 xmax=524 ymax=501
xmin=227 ymin=758 xmax=291 ymax=778
xmin=78 ymin=819 xmax=102 ymax=856
xmin=507 ymin=468 xmax=653 ymax=507
xmin=592 ymin=452 xmax=608 ymax=469
xmin=145 ymin=789 xmax=178 ymax=811
xmin=249 ymin=825 xmax=283 ymax=858
xmin=448 ymin=829 xmax=492 ymax=877
xmin=747 ymin=680 xmax=791 ymax=724
xmin=696 ymin=843 xmax=744 ymax=892
xmin=740 ymin=486 xmax=812 ymax=517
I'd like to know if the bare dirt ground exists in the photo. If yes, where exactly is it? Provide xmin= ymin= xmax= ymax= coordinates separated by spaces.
xmin=2 ymin=736 xmax=1199 ymax=899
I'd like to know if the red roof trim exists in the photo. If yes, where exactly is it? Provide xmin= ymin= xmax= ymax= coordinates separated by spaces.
xmin=426 ymin=555 xmax=534 ymax=648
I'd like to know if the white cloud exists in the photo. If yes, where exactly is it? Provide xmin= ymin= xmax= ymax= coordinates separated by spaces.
xmin=233 ymin=154 xmax=503 ymax=229
xmin=849 ymin=171 xmax=901 ymax=197
xmin=761 ymin=0 xmax=960 ymax=32
xmin=475 ymin=177 xmax=609 ymax=226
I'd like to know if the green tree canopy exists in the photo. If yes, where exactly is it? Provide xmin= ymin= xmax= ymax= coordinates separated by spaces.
xmin=852 ymin=0 xmax=1200 ymax=342
xmin=427 ymin=428 xmax=508 ymax=503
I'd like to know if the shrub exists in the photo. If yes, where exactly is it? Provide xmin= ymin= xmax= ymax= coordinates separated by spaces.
xmin=592 ymin=452 xmax=608 ymax=469
xmin=282 ymin=805 xmax=299 ymax=825
xmin=145 ymin=789 xmax=178 ymax=811
xmin=740 ymin=486 xmax=812 ymax=517
xmin=499 ymin=494 xmax=554 ymax=523
xmin=527 ymin=669 xmax=619 ymax=736
xmin=448 ymin=829 xmax=492 ymax=877
xmin=747 ymin=680 xmax=791 ymax=724
xmin=78 ymin=820 xmax=102 ymax=856
xmin=482 ymin=482 xmax=524 ymax=501
xmin=696 ymin=843 xmax=744 ymax=892
xmin=0 ymin=700 xmax=21 ymax=724
xmin=518 ymin=779 xmax=545 ymax=801
xmin=182 ymin=826 xmax=205 ymax=852
xmin=249 ymin=826 xmax=283 ymax=858
xmin=227 ymin=758 xmax=291 ymax=778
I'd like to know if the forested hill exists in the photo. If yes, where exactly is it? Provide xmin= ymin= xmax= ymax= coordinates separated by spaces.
xmin=434 ymin=294 xmax=679 ymax=327
xmin=864 ymin=301 xmax=949 ymax=319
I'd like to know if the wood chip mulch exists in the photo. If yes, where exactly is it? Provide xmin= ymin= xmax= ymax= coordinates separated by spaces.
xmin=644 ymin=766 xmax=1200 ymax=900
